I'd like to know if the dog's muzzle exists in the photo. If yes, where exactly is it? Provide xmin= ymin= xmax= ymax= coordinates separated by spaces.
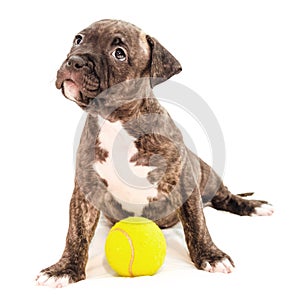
xmin=55 ymin=55 xmax=100 ymax=107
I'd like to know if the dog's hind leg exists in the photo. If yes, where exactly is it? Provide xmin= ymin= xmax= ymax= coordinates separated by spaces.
xmin=199 ymin=158 xmax=274 ymax=216
xmin=210 ymin=184 xmax=274 ymax=216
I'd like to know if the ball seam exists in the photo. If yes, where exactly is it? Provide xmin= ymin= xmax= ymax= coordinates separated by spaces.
xmin=113 ymin=228 xmax=134 ymax=277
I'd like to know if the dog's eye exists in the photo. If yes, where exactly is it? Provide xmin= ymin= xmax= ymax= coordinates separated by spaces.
xmin=74 ymin=35 xmax=83 ymax=46
xmin=112 ymin=48 xmax=126 ymax=61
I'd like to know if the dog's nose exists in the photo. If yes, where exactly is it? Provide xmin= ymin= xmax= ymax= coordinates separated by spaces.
xmin=66 ymin=55 xmax=86 ymax=70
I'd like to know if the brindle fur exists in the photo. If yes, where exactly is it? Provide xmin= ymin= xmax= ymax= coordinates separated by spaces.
xmin=37 ymin=19 xmax=272 ymax=286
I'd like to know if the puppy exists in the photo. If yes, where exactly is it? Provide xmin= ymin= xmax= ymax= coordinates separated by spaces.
xmin=36 ymin=19 xmax=273 ymax=288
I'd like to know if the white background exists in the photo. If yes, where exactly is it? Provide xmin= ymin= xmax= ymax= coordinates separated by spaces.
xmin=1 ymin=0 xmax=299 ymax=299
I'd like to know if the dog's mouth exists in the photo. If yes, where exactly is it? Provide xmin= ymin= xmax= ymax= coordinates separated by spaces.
xmin=61 ymin=79 xmax=89 ymax=107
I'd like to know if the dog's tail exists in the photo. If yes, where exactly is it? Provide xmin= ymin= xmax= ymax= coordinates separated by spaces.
xmin=236 ymin=192 xmax=254 ymax=197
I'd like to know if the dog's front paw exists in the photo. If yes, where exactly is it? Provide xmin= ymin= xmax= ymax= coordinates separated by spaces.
xmin=36 ymin=262 xmax=85 ymax=288
xmin=193 ymin=249 xmax=235 ymax=274
xmin=36 ymin=272 xmax=71 ymax=288
xmin=203 ymin=257 xmax=234 ymax=273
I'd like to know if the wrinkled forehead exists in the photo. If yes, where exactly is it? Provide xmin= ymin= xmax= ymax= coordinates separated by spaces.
xmin=80 ymin=19 xmax=144 ymax=46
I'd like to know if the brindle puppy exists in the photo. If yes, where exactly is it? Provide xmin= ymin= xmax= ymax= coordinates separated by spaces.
xmin=36 ymin=19 xmax=273 ymax=288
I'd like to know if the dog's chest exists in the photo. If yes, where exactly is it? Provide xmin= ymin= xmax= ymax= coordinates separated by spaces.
xmin=93 ymin=117 xmax=158 ymax=215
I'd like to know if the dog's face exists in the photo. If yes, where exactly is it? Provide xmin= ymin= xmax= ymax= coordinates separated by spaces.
xmin=55 ymin=19 xmax=182 ymax=108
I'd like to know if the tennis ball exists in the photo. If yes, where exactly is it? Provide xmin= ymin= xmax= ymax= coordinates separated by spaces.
xmin=105 ymin=217 xmax=166 ymax=277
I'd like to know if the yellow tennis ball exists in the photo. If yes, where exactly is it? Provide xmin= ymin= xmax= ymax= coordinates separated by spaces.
xmin=105 ymin=217 xmax=166 ymax=277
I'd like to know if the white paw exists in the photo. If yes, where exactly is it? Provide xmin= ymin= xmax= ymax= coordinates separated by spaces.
xmin=252 ymin=204 xmax=274 ymax=216
xmin=36 ymin=272 xmax=70 ymax=288
xmin=204 ymin=258 xmax=234 ymax=274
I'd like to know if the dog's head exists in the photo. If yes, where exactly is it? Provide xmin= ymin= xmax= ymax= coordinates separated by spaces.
xmin=55 ymin=19 xmax=182 ymax=108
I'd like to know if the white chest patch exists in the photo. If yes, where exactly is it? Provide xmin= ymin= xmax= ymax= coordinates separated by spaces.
xmin=93 ymin=117 xmax=158 ymax=215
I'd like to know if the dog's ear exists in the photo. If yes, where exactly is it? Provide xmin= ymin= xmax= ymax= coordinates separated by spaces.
xmin=146 ymin=35 xmax=182 ymax=87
